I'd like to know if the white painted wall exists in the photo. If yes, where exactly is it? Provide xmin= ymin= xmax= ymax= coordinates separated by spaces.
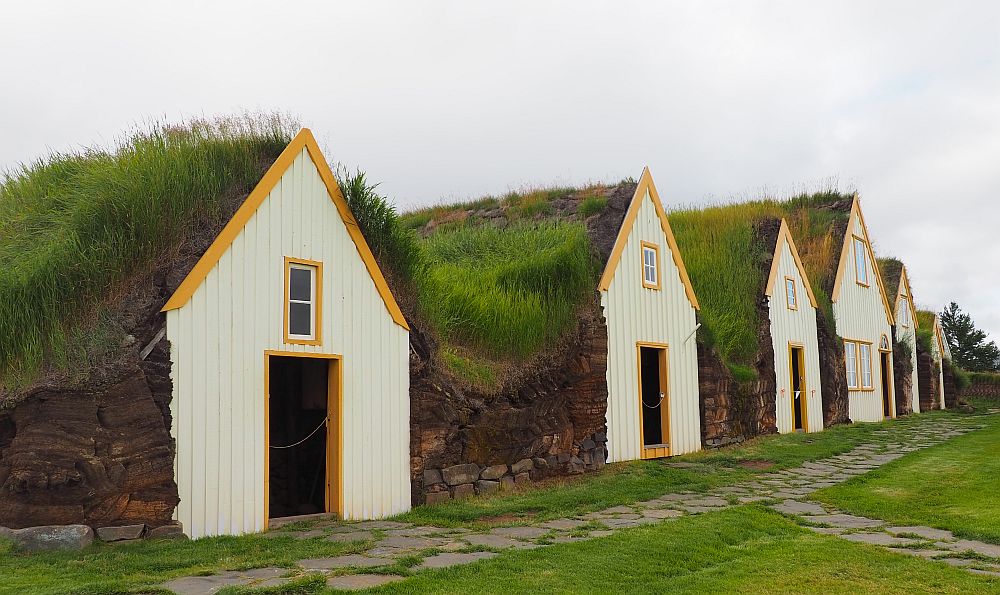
xmin=167 ymin=148 xmax=410 ymax=538
xmin=931 ymin=319 xmax=946 ymax=408
xmin=894 ymin=292 xmax=920 ymax=414
xmin=833 ymin=216 xmax=894 ymax=423
xmin=768 ymin=238 xmax=823 ymax=433
xmin=602 ymin=189 xmax=701 ymax=462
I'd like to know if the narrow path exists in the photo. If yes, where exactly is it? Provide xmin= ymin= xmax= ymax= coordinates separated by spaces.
xmin=163 ymin=414 xmax=996 ymax=593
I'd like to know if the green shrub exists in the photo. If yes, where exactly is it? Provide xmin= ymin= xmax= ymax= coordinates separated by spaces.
xmin=0 ymin=115 xmax=294 ymax=385
xmin=969 ymin=371 xmax=1000 ymax=385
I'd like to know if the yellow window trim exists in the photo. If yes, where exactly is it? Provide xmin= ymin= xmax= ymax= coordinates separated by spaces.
xmin=853 ymin=236 xmax=870 ymax=288
xmin=831 ymin=195 xmax=895 ymax=326
xmin=284 ymin=256 xmax=323 ymax=346
xmin=161 ymin=128 xmax=409 ymax=331
xmin=636 ymin=341 xmax=671 ymax=459
xmin=263 ymin=350 xmax=343 ymax=530
xmin=763 ymin=219 xmax=818 ymax=308
xmin=844 ymin=338 xmax=875 ymax=391
xmin=597 ymin=168 xmax=699 ymax=309
xmin=784 ymin=276 xmax=798 ymax=311
xmin=640 ymin=241 xmax=662 ymax=290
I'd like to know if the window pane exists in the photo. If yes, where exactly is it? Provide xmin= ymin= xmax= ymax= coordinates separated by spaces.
xmin=855 ymin=239 xmax=867 ymax=283
xmin=860 ymin=344 xmax=872 ymax=387
xmin=289 ymin=267 xmax=312 ymax=302
xmin=289 ymin=302 xmax=312 ymax=336
xmin=845 ymin=342 xmax=857 ymax=388
xmin=786 ymin=279 xmax=795 ymax=306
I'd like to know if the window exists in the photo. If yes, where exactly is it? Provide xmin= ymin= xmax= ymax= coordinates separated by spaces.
xmin=845 ymin=341 xmax=858 ymax=389
xmin=853 ymin=237 xmax=869 ymax=286
xmin=859 ymin=343 xmax=873 ymax=389
xmin=785 ymin=277 xmax=798 ymax=310
xmin=284 ymin=257 xmax=323 ymax=345
xmin=844 ymin=339 xmax=874 ymax=390
xmin=641 ymin=242 xmax=660 ymax=290
xmin=879 ymin=335 xmax=890 ymax=351
xmin=900 ymin=299 xmax=910 ymax=327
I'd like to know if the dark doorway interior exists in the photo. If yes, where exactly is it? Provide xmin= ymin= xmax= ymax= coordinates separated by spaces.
xmin=791 ymin=346 xmax=804 ymax=431
xmin=269 ymin=356 xmax=329 ymax=519
xmin=640 ymin=346 xmax=667 ymax=447
xmin=881 ymin=352 xmax=892 ymax=418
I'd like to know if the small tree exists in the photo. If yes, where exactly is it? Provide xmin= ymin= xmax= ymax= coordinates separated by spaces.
xmin=940 ymin=302 xmax=1000 ymax=372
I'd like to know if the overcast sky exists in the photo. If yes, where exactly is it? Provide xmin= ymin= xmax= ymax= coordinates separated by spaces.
xmin=3 ymin=1 xmax=998 ymax=339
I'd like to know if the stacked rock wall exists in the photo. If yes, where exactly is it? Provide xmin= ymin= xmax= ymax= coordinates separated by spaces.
xmin=409 ymin=302 xmax=610 ymax=506
xmin=917 ymin=350 xmax=941 ymax=411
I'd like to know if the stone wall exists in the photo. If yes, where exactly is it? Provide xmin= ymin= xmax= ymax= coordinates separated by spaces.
xmin=0 ymin=338 xmax=177 ymax=530
xmin=817 ymin=312 xmax=851 ymax=426
xmin=409 ymin=301 xmax=610 ymax=506
xmin=892 ymin=331 xmax=914 ymax=417
xmin=942 ymin=363 xmax=959 ymax=409
xmin=917 ymin=349 xmax=941 ymax=411
xmin=961 ymin=378 xmax=1000 ymax=399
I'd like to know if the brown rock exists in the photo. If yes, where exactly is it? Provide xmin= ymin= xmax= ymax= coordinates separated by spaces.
xmin=147 ymin=521 xmax=186 ymax=539
xmin=452 ymin=484 xmax=475 ymax=499
xmin=514 ymin=473 xmax=530 ymax=485
xmin=424 ymin=491 xmax=451 ymax=505
xmin=442 ymin=464 xmax=481 ymax=487
xmin=480 ymin=465 xmax=508 ymax=480
xmin=96 ymin=524 xmax=145 ymax=542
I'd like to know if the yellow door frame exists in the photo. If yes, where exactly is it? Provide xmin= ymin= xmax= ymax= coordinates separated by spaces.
xmin=788 ymin=342 xmax=808 ymax=432
xmin=263 ymin=350 xmax=343 ymax=530
xmin=636 ymin=341 xmax=671 ymax=459
xmin=878 ymin=338 xmax=896 ymax=419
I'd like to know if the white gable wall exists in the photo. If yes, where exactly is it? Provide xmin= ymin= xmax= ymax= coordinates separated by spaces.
xmin=167 ymin=148 xmax=410 ymax=538
xmin=602 ymin=190 xmax=701 ymax=462
xmin=833 ymin=216 xmax=894 ymax=423
xmin=894 ymin=290 xmax=921 ymax=413
xmin=768 ymin=238 xmax=824 ymax=433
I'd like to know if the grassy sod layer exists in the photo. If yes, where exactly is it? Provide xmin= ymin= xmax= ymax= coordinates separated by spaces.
xmin=812 ymin=411 xmax=1000 ymax=544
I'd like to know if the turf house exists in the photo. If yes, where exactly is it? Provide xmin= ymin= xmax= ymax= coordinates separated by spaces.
xmin=829 ymin=196 xmax=897 ymax=422
xmin=916 ymin=310 xmax=948 ymax=411
xmin=0 ymin=121 xmax=412 ymax=539
xmin=879 ymin=258 xmax=921 ymax=415
xmin=597 ymin=169 xmax=702 ymax=462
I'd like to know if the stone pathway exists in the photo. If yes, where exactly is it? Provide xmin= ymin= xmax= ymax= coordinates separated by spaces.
xmin=162 ymin=415 xmax=998 ymax=593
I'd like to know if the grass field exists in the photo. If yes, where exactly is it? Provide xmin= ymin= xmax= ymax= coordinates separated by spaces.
xmin=812 ymin=409 xmax=1000 ymax=545
xmin=376 ymin=507 xmax=997 ymax=594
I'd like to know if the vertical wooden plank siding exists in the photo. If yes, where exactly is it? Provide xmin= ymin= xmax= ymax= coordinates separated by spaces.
xmin=769 ymin=239 xmax=824 ymax=433
xmin=166 ymin=148 xmax=410 ymax=538
xmin=833 ymin=216 xmax=894 ymax=422
xmin=601 ymin=190 xmax=701 ymax=462
xmin=895 ymin=293 xmax=921 ymax=414
xmin=931 ymin=320 xmax=946 ymax=408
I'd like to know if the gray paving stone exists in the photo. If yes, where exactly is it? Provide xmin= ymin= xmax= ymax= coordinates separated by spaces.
xmin=491 ymin=526 xmax=549 ymax=539
xmin=804 ymin=514 xmax=884 ymax=529
xmin=602 ymin=518 xmax=644 ymax=529
xmin=463 ymin=533 xmax=524 ymax=548
xmin=378 ymin=535 xmax=444 ymax=549
xmin=326 ymin=574 xmax=406 ymax=590
xmin=887 ymin=547 xmax=952 ymax=560
xmin=417 ymin=551 xmax=498 ymax=569
xmin=771 ymin=500 xmax=826 ymax=516
xmin=841 ymin=532 xmax=922 ymax=547
xmin=642 ymin=509 xmax=684 ymax=519
xmin=326 ymin=531 xmax=375 ymax=543
xmin=885 ymin=526 xmax=955 ymax=541
xmin=539 ymin=519 xmax=589 ymax=530
xmin=299 ymin=554 xmax=389 ymax=570
xmin=352 ymin=520 xmax=410 ymax=530
xmin=688 ymin=496 xmax=728 ymax=507
xmin=385 ymin=526 xmax=439 ymax=537
xmin=738 ymin=496 xmax=772 ymax=503
xmin=943 ymin=540 xmax=1000 ymax=558
xmin=163 ymin=568 xmax=286 ymax=595
xmin=603 ymin=505 xmax=636 ymax=514
xmin=551 ymin=535 xmax=588 ymax=544
xmin=806 ymin=526 xmax=848 ymax=535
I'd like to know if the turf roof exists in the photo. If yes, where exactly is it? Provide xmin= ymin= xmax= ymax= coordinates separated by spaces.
xmin=877 ymin=257 xmax=906 ymax=311
xmin=0 ymin=116 xmax=295 ymax=388
xmin=669 ymin=191 xmax=855 ymax=368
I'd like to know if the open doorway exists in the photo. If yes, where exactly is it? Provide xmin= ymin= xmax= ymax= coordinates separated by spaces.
xmin=638 ymin=344 xmax=670 ymax=459
xmin=880 ymin=350 xmax=893 ymax=419
xmin=789 ymin=345 xmax=806 ymax=431
xmin=266 ymin=354 xmax=339 ymax=523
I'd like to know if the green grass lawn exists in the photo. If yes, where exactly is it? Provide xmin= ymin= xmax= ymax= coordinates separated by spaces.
xmin=0 ymin=533 xmax=368 ymax=595
xmin=397 ymin=410 xmax=958 ymax=528
xmin=812 ymin=410 xmax=1000 ymax=544
xmin=379 ymin=507 xmax=997 ymax=594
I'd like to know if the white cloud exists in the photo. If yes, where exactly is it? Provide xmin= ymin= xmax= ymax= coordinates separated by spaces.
xmin=2 ymin=0 xmax=998 ymax=339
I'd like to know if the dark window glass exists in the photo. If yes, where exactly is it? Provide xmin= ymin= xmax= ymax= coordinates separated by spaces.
xmin=289 ymin=268 xmax=312 ymax=302
xmin=289 ymin=302 xmax=312 ymax=336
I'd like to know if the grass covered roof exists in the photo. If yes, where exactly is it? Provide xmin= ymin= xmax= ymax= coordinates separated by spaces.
xmin=877 ymin=257 xmax=906 ymax=310
xmin=0 ymin=116 xmax=295 ymax=388
xmin=669 ymin=191 xmax=855 ymax=371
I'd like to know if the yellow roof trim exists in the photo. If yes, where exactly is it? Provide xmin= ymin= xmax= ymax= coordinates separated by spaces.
xmin=161 ymin=128 xmax=410 ymax=330
xmin=597 ymin=167 xmax=699 ymax=310
xmin=830 ymin=195 xmax=895 ymax=326
xmin=764 ymin=219 xmax=819 ymax=308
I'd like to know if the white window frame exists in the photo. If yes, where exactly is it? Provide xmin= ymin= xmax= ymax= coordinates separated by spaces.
xmin=859 ymin=343 xmax=873 ymax=389
xmin=854 ymin=237 xmax=869 ymax=287
xmin=641 ymin=242 xmax=660 ymax=290
xmin=845 ymin=341 xmax=858 ymax=389
xmin=284 ymin=257 xmax=322 ymax=345
xmin=785 ymin=277 xmax=797 ymax=310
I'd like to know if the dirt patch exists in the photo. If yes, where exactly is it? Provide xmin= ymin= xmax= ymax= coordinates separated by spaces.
xmin=738 ymin=459 xmax=775 ymax=471
xmin=477 ymin=511 xmax=540 ymax=526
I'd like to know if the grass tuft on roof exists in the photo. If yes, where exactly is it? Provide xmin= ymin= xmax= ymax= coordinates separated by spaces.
xmin=0 ymin=115 xmax=296 ymax=387
xmin=670 ymin=190 xmax=853 ymax=369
